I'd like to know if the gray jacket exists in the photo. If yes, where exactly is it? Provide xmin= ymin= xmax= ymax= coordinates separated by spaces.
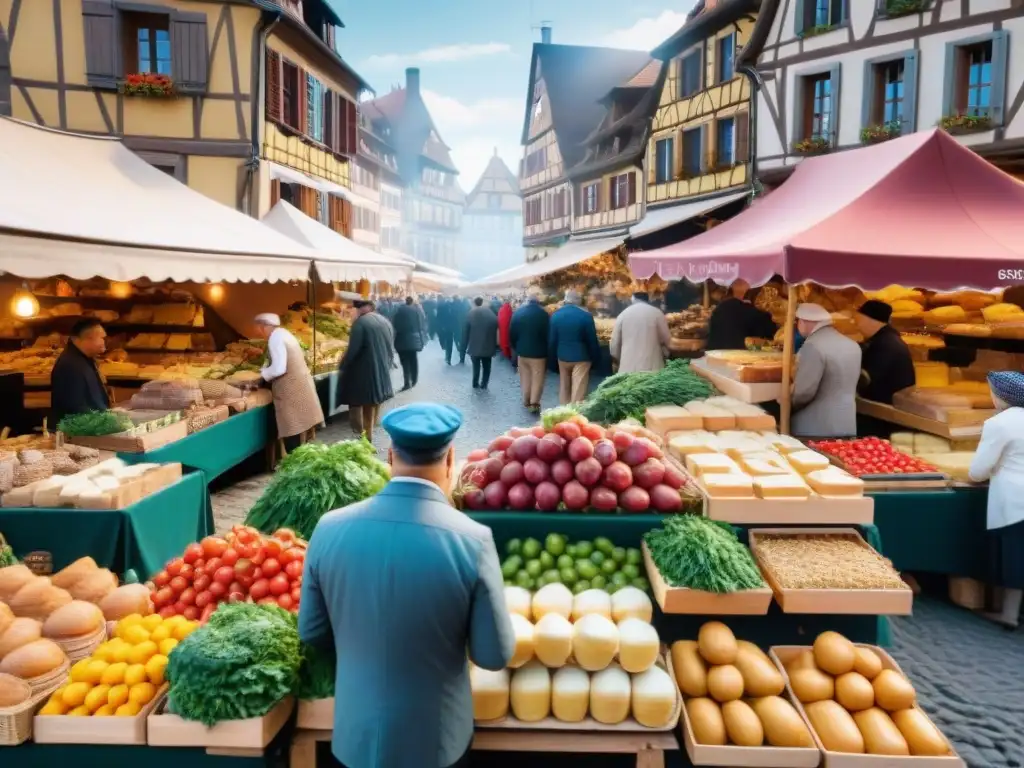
xmin=791 ymin=325 xmax=862 ymax=438
xmin=299 ymin=480 xmax=515 ymax=768
xmin=463 ymin=305 xmax=499 ymax=358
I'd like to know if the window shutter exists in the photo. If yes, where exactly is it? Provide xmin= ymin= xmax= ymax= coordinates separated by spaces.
xmin=627 ymin=172 xmax=637 ymax=205
xmin=902 ymin=51 xmax=919 ymax=133
xmin=270 ymin=180 xmax=281 ymax=207
xmin=828 ymin=64 xmax=841 ymax=146
xmin=298 ymin=70 xmax=309 ymax=135
xmin=874 ymin=0 xmax=887 ymax=15
xmin=82 ymin=0 xmax=120 ymax=90
xmin=340 ymin=197 xmax=353 ymax=237
xmin=735 ymin=111 xmax=750 ymax=163
xmin=0 ymin=29 xmax=11 ymax=117
xmin=860 ymin=60 xmax=876 ymax=131
xmin=346 ymin=99 xmax=358 ymax=155
xmin=941 ymin=41 xmax=957 ymax=117
xmin=794 ymin=0 xmax=807 ymax=35
xmin=266 ymin=50 xmax=282 ymax=122
xmin=323 ymin=89 xmax=333 ymax=151
xmin=648 ymin=142 xmax=657 ymax=185
xmin=171 ymin=11 xmax=209 ymax=94
xmin=699 ymin=124 xmax=710 ymax=172
xmin=990 ymin=30 xmax=1009 ymax=126
xmin=792 ymin=76 xmax=806 ymax=146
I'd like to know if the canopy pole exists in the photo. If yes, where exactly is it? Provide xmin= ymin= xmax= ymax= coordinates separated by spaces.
xmin=702 ymin=280 xmax=710 ymax=308
xmin=779 ymin=287 xmax=797 ymax=435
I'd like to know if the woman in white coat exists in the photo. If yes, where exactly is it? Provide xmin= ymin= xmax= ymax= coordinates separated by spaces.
xmin=969 ymin=371 xmax=1024 ymax=628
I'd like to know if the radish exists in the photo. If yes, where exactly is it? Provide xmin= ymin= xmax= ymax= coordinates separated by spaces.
xmin=551 ymin=459 xmax=575 ymax=486
xmin=562 ymin=480 xmax=589 ymax=510
xmin=574 ymin=457 xmax=603 ymax=487
xmin=507 ymin=482 xmax=535 ymax=510
xmin=567 ymin=436 xmax=595 ymax=463
xmin=611 ymin=430 xmax=635 ymax=452
xmin=649 ymin=484 xmax=683 ymax=512
xmin=523 ymin=457 xmax=551 ymax=485
xmin=554 ymin=422 xmax=582 ymax=442
xmin=536 ymin=434 xmax=566 ymax=462
xmin=619 ymin=486 xmax=651 ymax=513
xmin=463 ymin=488 xmax=486 ymax=510
xmin=534 ymin=481 xmax=562 ymax=511
xmin=500 ymin=461 xmax=525 ymax=487
xmin=632 ymin=459 xmax=666 ymax=490
xmin=467 ymin=449 xmax=489 ymax=462
xmin=487 ymin=436 xmax=514 ymax=453
xmin=483 ymin=481 xmax=508 ymax=509
xmin=620 ymin=440 xmax=651 ymax=467
xmin=509 ymin=435 xmax=540 ymax=462
xmin=581 ymin=423 xmax=606 ymax=442
xmin=602 ymin=461 xmax=633 ymax=493
xmin=637 ymin=437 xmax=663 ymax=460
xmin=481 ymin=458 xmax=504 ymax=482
xmin=663 ymin=462 xmax=686 ymax=489
xmin=590 ymin=486 xmax=618 ymax=512
xmin=593 ymin=439 xmax=617 ymax=467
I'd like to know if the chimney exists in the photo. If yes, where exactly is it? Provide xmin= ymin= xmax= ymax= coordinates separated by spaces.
xmin=540 ymin=25 xmax=552 ymax=44
xmin=405 ymin=67 xmax=420 ymax=96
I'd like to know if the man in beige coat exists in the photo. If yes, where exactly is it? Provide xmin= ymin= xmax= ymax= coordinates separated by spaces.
xmin=610 ymin=292 xmax=671 ymax=374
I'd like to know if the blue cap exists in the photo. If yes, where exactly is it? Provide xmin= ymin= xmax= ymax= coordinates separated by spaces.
xmin=989 ymin=371 xmax=1024 ymax=409
xmin=382 ymin=403 xmax=463 ymax=461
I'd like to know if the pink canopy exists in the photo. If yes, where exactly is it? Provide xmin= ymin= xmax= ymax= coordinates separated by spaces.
xmin=629 ymin=128 xmax=1024 ymax=291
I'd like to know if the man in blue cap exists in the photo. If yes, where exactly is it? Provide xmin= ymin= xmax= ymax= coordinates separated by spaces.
xmin=298 ymin=403 xmax=515 ymax=768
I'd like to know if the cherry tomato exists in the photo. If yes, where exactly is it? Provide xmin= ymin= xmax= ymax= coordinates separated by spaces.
xmin=228 ymin=581 xmax=244 ymax=596
xmin=158 ymin=606 xmax=177 ymax=618
xmin=269 ymin=574 xmax=290 ymax=596
xmin=204 ymin=557 xmax=222 ymax=577
xmin=193 ymin=574 xmax=211 ymax=593
xmin=183 ymin=543 xmax=204 ymax=565
xmin=249 ymin=579 xmax=271 ymax=601
xmin=173 ymin=601 xmax=187 ymax=615
xmin=195 ymin=590 xmax=214 ymax=609
xmin=202 ymin=536 xmax=229 ymax=559
xmin=258 ymin=596 xmax=278 ymax=606
xmin=284 ymin=560 xmax=304 ymax=580
xmin=236 ymin=573 xmax=255 ymax=590
xmin=276 ymin=593 xmax=295 ymax=611
xmin=291 ymin=586 xmax=302 ymax=602
xmin=262 ymin=558 xmax=282 ymax=578
xmin=262 ymin=539 xmax=284 ymax=559
xmin=234 ymin=541 xmax=259 ymax=559
xmin=227 ymin=590 xmax=246 ymax=603
xmin=152 ymin=570 xmax=170 ymax=588
xmin=220 ymin=548 xmax=239 ymax=567
xmin=166 ymin=558 xmax=184 ymax=577
xmin=200 ymin=603 xmax=217 ymax=623
xmin=179 ymin=563 xmax=194 ymax=580
xmin=213 ymin=566 xmax=236 ymax=586
xmin=155 ymin=587 xmax=174 ymax=607
xmin=179 ymin=587 xmax=197 ymax=606
xmin=169 ymin=576 xmax=188 ymax=594
xmin=209 ymin=581 xmax=227 ymax=598
xmin=274 ymin=528 xmax=297 ymax=544
xmin=183 ymin=605 xmax=199 ymax=621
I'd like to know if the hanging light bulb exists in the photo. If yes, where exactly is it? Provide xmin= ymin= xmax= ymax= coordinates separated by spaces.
xmin=109 ymin=281 xmax=133 ymax=299
xmin=207 ymin=283 xmax=225 ymax=302
xmin=11 ymin=285 xmax=39 ymax=319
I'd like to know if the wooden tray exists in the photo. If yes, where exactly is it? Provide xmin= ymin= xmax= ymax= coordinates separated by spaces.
xmin=770 ymin=645 xmax=964 ymax=767
xmin=642 ymin=542 xmax=772 ymax=615
xmin=296 ymin=697 xmax=333 ymax=730
xmin=34 ymin=683 xmax=167 ymax=745
xmin=690 ymin=357 xmax=783 ymax=404
xmin=821 ymin=454 xmax=949 ymax=492
xmin=65 ymin=420 xmax=188 ymax=453
xmin=749 ymin=528 xmax=913 ymax=615
xmin=147 ymin=695 xmax=294 ymax=749
xmin=476 ymin=650 xmax=681 ymax=733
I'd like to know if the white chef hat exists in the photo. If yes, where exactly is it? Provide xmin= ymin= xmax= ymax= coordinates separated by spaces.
xmin=794 ymin=303 xmax=832 ymax=323
xmin=254 ymin=313 xmax=281 ymax=327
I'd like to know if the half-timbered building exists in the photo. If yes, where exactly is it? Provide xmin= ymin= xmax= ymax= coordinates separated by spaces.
xmin=357 ymin=109 xmax=403 ymax=259
xmin=742 ymin=0 xmax=1024 ymax=184
xmin=460 ymin=150 xmax=523 ymax=280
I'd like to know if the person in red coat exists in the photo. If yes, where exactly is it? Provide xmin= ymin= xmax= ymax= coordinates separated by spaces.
xmin=498 ymin=300 xmax=513 ymax=361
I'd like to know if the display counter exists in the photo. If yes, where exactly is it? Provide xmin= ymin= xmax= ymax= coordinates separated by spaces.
xmin=314 ymin=370 xmax=347 ymax=421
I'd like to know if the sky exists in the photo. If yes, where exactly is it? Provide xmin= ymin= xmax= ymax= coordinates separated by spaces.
xmin=328 ymin=0 xmax=698 ymax=189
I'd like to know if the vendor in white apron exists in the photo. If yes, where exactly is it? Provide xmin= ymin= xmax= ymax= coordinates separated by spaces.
xmin=254 ymin=313 xmax=325 ymax=453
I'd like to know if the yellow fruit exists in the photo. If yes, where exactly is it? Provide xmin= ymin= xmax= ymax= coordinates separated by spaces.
xmin=129 ymin=682 xmax=157 ymax=706
xmin=128 ymin=641 xmax=158 ymax=665
xmin=115 ymin=701 xmax=142 ymax=717
xmin=70 ymin=659 xmax=93 ymax=684
xmin=94 ymin=704 xmax=115 ymax=716
xmin=85 ymin=684 xmax=112 ymax=712
xmin=83 ymin=658 xmax=110 ymax=684
xmin=68 ymin=705 xmax=92 ymax=717
xmin=124 ymin=664 xmax=148 ymax=687
xmin=146 ymin=654 xmax=169 ymax=686
xmin=115 ymin=614 xmax=144 ymax=638
xmin=172 ymin=622 xmax=197 ymax=641
xmin=122 ymin=625 xmax=150 ymax=646
xmin=110 ymin=643 xmax=132 ymax=664
xmin=62 ymin=682 xmax=91 ymax=708
xmin=158 ymin=638 xmax=178 ymax=656
xmin=39 ymin=699 xmax=69 ymax=715
xmin=162 ymin=615 xmax=186 ymax=631
xmin=92 ymin=642 xmax=117 ymax=663
xmin=100 ymin=662 xmax=128 ymax=686
xmin=150 ymin=625 xmax=171 ymax=643
xmin=107 ymin=684 xmax=130 ymax=709
xmin=141 ymin=614 xmax=163 ymax=632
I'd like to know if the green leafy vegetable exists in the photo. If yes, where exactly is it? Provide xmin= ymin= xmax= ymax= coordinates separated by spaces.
xmin=644 ymin=515 xmax=764 ymax=593
xmin=578 ymin=359 xmax=716 ymax=424
xmin=0 ymin=533 xmax=17 ymax=568
xmin=541 ymin=405 xmax=579 ymax=430
xmin=165 ymin=603 xmax=301 ymax=726
xmin=298 ymin=643 xmax=336 ymax=700
xmin=245 ymin=438 xmax=390 ymax=539
xmin=57 ymin=410 xmax=134 ymax=437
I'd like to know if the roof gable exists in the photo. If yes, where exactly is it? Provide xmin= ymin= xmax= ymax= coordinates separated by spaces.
xmin=361 ymin=85 xmax=458 ymax=177
xmin=466 ymin=152 xmax=521 ymax=210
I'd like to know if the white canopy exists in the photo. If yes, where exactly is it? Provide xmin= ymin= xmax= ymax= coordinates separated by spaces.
xmin=413 ymin=260 xmax=464 ymax=279
xmin=471 ymin=236 xmax=624 ymax=291
xmin=411 ymin=270 xmax=468 ymax=294
xmin=261 ymin=201 xmax=413 ymax=283
xmin=0 ymin=117 xmax=317 ymax=283
xmin=265 ymin=161 xmax=353 ymax=202
xmin=629 ymin=191 xmax=749 ymax=238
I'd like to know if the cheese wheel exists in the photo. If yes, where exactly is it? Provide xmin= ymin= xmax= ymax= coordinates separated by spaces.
xmin=670 ymin=640 xmax=707 ymax=698
xmin=891 ymin=708 xmax=950 ymax=756
xmin=751 ymin=696 xmax=814 ymax=748
xmin=531 ymin=583 xmax=572 ymax=621
xmin=790 ymin=667 xmax=834 ymax=703
xmin=734 ymin=644 xmax=784 ymax=697
xmin=707 ymin=664 xmax=744 ymax=703
xmin=835 ymin=672 xmax=875 ymax=712
xmin=470 ymin=664 xmax=509 ymax=721
xmin=510 ymin=661 xmax=550 ymax=722
xmin=722 ymin=700 xmax=764 ymax=746
xmin=551 ymin=665 xmax=589 ymax=723
xmin=686 ymin=697 xmax=726 ymax=745
xmin=571 ymin=589 xmax=612 ymax=622
xmin=697 ymin=621 xmax=737 ymax=665
xmin=873 ymin=669 xmax=916 ymax=711
xmin=854 ymin=707 xmax=910 ymax=755
xmin=805 ymin=700 xmax=865 ymax=753
xmin=590 ymin=664 xmax=631 ymax=725
xmin=572 ymin=614 xmax=619 ymax=672
xmin=508 ymin=613 xmax=535 ymax=669
xmin=616 ymin=618 xmax=659 ymax=674
xmin=533 ymin=613 xmax=573 ymax=668
xmin=631 ymin=665 xmax=677 ymax=728
xmin=813 ymin=632 xmax=856 ymax=675
xmin=610 ymin=587 xmax=653 ymax=623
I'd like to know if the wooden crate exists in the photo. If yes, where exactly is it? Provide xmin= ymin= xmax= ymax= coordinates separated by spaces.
xmin=296 ymin=698 xmax=333 ymax=730
xmin=690 ymin=358 xmax=783 ymax=404
xmin=33 ymin=684 xmax=167 ymax=745
xmin=749 ymin=528 xmax=913 ymax=615
xmin=147 ymin=695 xmax=294 ymax=752
xmin=770 ymin=645 xmax=965 ymax=768
xmin=642 ymin=542 xmax=772 ymax=615
xmin=66 ymin=420 xmax=188 ymax=453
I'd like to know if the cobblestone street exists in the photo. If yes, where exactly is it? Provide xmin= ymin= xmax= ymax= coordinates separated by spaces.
xmin=212 ymin=341 xmax=1024 ymax=767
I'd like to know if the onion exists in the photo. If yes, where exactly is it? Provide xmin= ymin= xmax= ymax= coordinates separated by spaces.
xmin=602 ymin=461 xmax=633 ymax=493
xmin=467 ymin=449 xmax=489 ymax=462
xmin=488 ymin=435 xmax=514 ymax=453
xmin=483 ymin=481 xmax=508 ymax=509
xmin=649 ymin=484 xmax=683 ymax=512
xmin=523 ymin=457 xmax=551 ymax=485
xmin=509 ymin=435 xmax=541 ymax=462
xmin=567 ymin=437 xmax=595 ymax=463
xmin=553 ymin=422 xmax=582 ymax=441
xmin=593 ymin=439 xmax=617 ymax=468
xmin=463 ymin=487 xmax=487 ymax=509
xmin=500 ymin=461 xmax=525 ymax=486
xmin=536 ymin=434 xmax=566 ymax=463
xmin=562 ymin=480 xmax=589 ymax=510
xmin=611 ymin=430 xmax=635 ymax=452
xmin=534 ymin=481 xmax=562 ymax=510
xmin=619 ymin=486 xmax=651 ymax=513
xmin=482 ymin=457 xmax=504 ymax=482
xmin=620 ymin=440 xmax=651 ymax=467
xmin=632 ymin=459 xmax=666 ymax=490
xmin=508 ymin=482 xmax=535 ymax=510
xmin=590 ymin=486 xmax=618 ymax=511
xmin=663 ymin=462 xmax=685 ymax=489
xmin=551 ymin=459 xmax=575 ymax=486
xmin=574 ymin=457 xmax=603 ymax=487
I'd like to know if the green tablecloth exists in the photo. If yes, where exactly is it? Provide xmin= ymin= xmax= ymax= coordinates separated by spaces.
xmin=0 ymin=472 xmax=212 ymax=580
xmin=315 ymin=370 xmax=348 ymax=420
xmin=119 ymin=406 xmax=272 ymax=483
xmin=870 ymin=486 xmax=988 ymax=579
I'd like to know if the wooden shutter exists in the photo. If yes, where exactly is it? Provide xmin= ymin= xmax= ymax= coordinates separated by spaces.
xmin=82 ymin=0 xmax=120 ymax=90
xmin=860 ymin=60 xmax=877 ymax=130
xmin=792 ymin=76 xmax=806 ymax=144
xmin=270 ymin=180 xmax=281 ymax=207
xmin=323 ymin=89 xmax=334 ymax=151
xmin=699 ymin=124 xmax=710 ymax=172
xmin=794 ymin=0 xmax=807 ymax=35
xmin=735 ymin=111 xmax=750 ymax=164
xmin=0 ymin=29 xmax=11 ymax=117
xmin=345 ymin=99 xmax=358 ymax=156
xmin=627 ymin=172 xmax=637 ymax=205
xmin=990 ymin=30 xmax=1009 ymax=126
xmin=901 ymin=51 xmax=919 ymax=133
xmin=265 ymin=50 xmax=282 ymax=122
xmin=298 ymin=185 xmax=317 ymax=217
xmin=297 ymin=69 xmax=309 ymax=135
xmin=171 ymin=11 xmax=208 ymax=94
xmin=827 ymin=64 xmax=841 ymax=146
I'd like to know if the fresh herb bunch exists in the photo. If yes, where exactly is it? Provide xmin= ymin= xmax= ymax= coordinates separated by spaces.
xmin=245 ymin=438 xmax=390 ymax=539
xmin=0 ymin=533 xmax=17 ymax=567
xmin=644 ymin=515 xmax=764 ymax=593
xmin=541 ymin=405 xmax=580 ymax=430
xmin=165 ymin=603 xmax=301 ymax=726
xmin=312 ymin=313 xmax=351 ymax=339
xmin=298 ymin=643 xmax=336 ymax=700
xmin=57 ymin=410 xmax=134 ymax=437
xmin=578 ymin=359 xmax=716 ymax=424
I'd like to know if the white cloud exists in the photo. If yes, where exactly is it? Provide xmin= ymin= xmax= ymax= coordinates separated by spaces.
xmin=363 ymin=43 xmax=511 ymax=69
xmin=595 ymin=7 xmax=696 ymax=51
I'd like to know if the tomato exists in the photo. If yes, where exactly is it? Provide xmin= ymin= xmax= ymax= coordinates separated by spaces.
xmin=284 ymin=560 xmax=304 ymax=580
xmin=258 ymin=596 xmax=278 ymax=606
xmin=152 ymin=570 xmax=170 ymax=588
xmin=291 ymin=586 xmax=302 ymax=602
xmin=179 ymin=587 xmax=197 ymax=606
xmin=227 ymin=590 xmax=246 ymax=603
xmin=249 ymin=579 xmax=271 ymax=601
xmin=280 ymin=547 xmax=304 ymax=566
xmin=183 ymin=606 xmax=199 ymax=621
xmin=173 ymin=601 xmax=187 ymax=615
xmin=179 ymin=563 xmax=194 ymax=580
xmin=269 ymin=574 xmax=290 ymax=596
xmin=208 ymin=581 xmax=227 ymax=598
xmin=166 ymin=558 xmax=185 ymax=577
xmin=202 ymin=536 xmax=229 ymax=559
xmin=234 ymin=558 xmax=254 ymax=578
xmin=155 ymin=587 xmax=174 ymax=607
xmin=203 ymin=557 xmax=222 ymax=577
xmin=194 ymin=558 xmax=205 ymax=572
xmin=250 ymin=549 xmax=267 ymax=567
xmin=169 ymin=576 xmax=188 ymax=594
xmin=234 ymin=540 xmax=259 ymax=559
xmin=213 ymin=566 xmax=236 ymax=586
xmin=236 ymin=573 xmax=255 ymax=590
xmin=193 ymin=574 xmax=211 ymax=593
xmin=200 ymin=603 xmax=217 ymax=623
xmin=261 ymin=539 xmax=283 ymax=559
xmin=195 ymin=590 xmax=214 ymax=609
xmin=261 ymin=558 xmax=282 ymax=579
xmin=274 ymin=528 xmax=297 ymax=544
xmin=220 ymin=548 xmax=239 ymax=567
xmin=235 ymin=528 xmax=257 ymax=545
xmin=276 ymin=593 xmax=295 ymax=611
xmin=183 ymin=543 xmax=204 ymax=565
xmin=228 ymin=581 xmax=244 ymax=595
xmin=158 ymin=605 xmax=177 ymax=618
xmin=251 ymin=567 xmax=263 ymax=581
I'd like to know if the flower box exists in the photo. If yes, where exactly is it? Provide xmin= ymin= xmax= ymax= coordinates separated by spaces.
xmin=880 ymin=0 xmax=927 ymax=18
xmin=860 ymin=120 xmax=902 ymax=145
xmin=799 ymin=24 xmax=837 ymax=38
xmin=939 ymin=113 xmax=993 ymax=135
xmin=120 ymin=73 xmax=176 ymax=98
xmin=792 ymin=136 xmax=831 ymax=155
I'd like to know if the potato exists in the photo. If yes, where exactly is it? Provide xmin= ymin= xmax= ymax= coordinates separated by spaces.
xmin=734 ymin=645 xmax=784 ymax=697
xmin=686 ymin=697 xmax=726 ymax=745
xmin=751 ymin=696 xmax=814 ymax=748
xmin=854 ymin=708 xmax=910 ymax=755
xmin=853 ymin=647 xmax=883 ymax=680
xmin=891 ymin=708 xmax=950 ymax=756
xmin=786 ymin=649 xmax=817 ymax=672
xmin=670 ymin=640 xmax=707 ymax=698
xmin=873 ymin=669 xmax=916 ymax=711
xmin=707 ymin=664 xmax=744 ymax=703
xmin=805 ymin=700 xmax=865 ymax=753
xmin=789 ymin=667 xmax=834 ymax=704
xmin=835 ymin=672 xmax=875 ymax=712
xmin=722 ymin=700 xmax=764 ymax=746
xmin=698 ymin=621 xmax=737 ymax=665
xmin=813 ymin=632 xmax=855 ymax=676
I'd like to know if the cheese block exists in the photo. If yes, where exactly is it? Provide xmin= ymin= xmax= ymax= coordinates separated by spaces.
xmin=758 ymin=433 xmax=807 ymax=455
xmin=668 ymin=432 xmax=719 ymax=458
xmin=889 ymin=432 xmax=915 ymax=452
xmin=645 ymin=405 xmax=704 ymax=434
xmin=715 ymin=437 xmax=768 ymax=459
xmin=32 ymin=476 xmax=70 ymax=507
xmin=93 ymin=476 xmax=121 ymax=492
xmin=754 ymin=474 xmax=811 ymax=499
xmin=703 ymin=473 xmax=755 ymax=498
xmin=913 ymin=362 xmax=950 ymax=388
xmin=686 ymin=453 xmax=741 ymax=477
xmin=59 ymin=480 xmax=97 ymax=505
xmin=684 ymin=402 xmax=737 ymax=431
xmin=916 ymin=452 xmax=975 ymax=483
xmin=913 ymin=433 xmax=952 ymax=455
xmin=786 ymin=450 xmax=832 ymax=475
xmin=806 ymin=468 xmax=865 ymax=497
xmin=922 ymin=305 xmax=967 ymax=324
xmin=742 ymin=457 xmax=794 ymax=477
xmin=714 ymin=430 xmax=763 ymax=442
xmin=981 ymin=303 xmax=1024 ymax=322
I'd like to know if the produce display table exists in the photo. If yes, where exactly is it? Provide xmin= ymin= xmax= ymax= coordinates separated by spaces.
xmin=0 ymin=472 xmax=212 ymax=579
xmin=119 ymin=406 xmax=273 ymax=484
xmin=870 ymin=486 xmax=988 ymax=579
xmin=314 ymin=370 xmax=347 ymax=420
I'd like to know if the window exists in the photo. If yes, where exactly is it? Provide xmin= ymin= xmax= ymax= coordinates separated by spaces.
xmin=307 ymin=75 xmax=324 ymax=144
xmin=125 ymin=13 xmax=171 ymax=75
xmin=583 ymin=183 xmax=599 ymax=214
xmin=797 ymin=0 xmax=846 ymax=34
xmin=654 ymin=138 xmax=673 ymax=183
xmin=716 ymin=118 xmax=735 ymax=166
xmin=717 ymin=34 xmax=735 ymax=83
xmin=524 ymin=147 xmax=547 ymax=176
xmin=281 ymin=61 xmax=300 ymax=130
xmin=610 ymin=174 xmax=632 ymax=209
xmin=679 ymin=50 xmax=702 ymax=98
xmin=488 ymin=193 xmax=502 ymax=210
xmin=681 ymin=127 xmax=702 ymax=178
xmin=796 ymin=69 xmax=837 ymax=143
xmin=955 ymin=41 xmax=994 ymax=118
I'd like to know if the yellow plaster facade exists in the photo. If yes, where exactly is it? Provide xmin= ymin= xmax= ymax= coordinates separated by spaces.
xmin=572 ymin=167 xmax=643 ymax=233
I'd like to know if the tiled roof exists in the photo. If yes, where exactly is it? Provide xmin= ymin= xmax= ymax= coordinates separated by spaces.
xmin=621 ymin=59 xmax=662 ymax=89
xmin=652 ymin=0 xmax=759 ymax=60
xmin=361 ymin=87 xmax=459 ymax=175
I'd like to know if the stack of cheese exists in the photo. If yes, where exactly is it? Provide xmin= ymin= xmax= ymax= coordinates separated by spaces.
xmin=671 ymin=398 xmax=776 ymax=433
xmin=470 ymin=584 xmax=679 ymax=728
xmin=3 ymin=458 xmax=166 ymax=509
xmin=677 ymin=621 xmax=814 ymax=749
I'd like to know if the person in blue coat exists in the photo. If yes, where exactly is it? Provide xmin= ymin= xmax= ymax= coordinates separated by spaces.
xmin=299 ymin=403 xmax=515 ymax=768
xmin=548 ymin=289 xmax=601 ymax=404
xmin=435 ymin=298 xmax=456 ymax=365
xmin=509 ymin=288 xmax=550 ymax=412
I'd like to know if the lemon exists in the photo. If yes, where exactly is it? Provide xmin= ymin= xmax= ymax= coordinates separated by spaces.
xmin=39 ymin=699 xmax=69 ymax=716
xmin=141 ymin=614 xmax=163 ymax=631
xmin=107 ymin=684 xmax=130 ymax=708
xmin=68 ymin=705 xmax=92 ymax=717
xmin=94 ymin=704 xmax=116 ymax=716
xmin=110 ymin=643 xmax=132 ymax=664
xmin=172 ymin=622 xmax=198 ymax=641
xmin=129 ymin=682 xmax=157 ymax=706
xmin=83 ymin=658 xmax=110 ymax=684
xmin=124 ymin=663 xmax=148 ymax=687
xmin=146 ymin=654 xmax=169 ymax=686
xmin=85 ymin=684 xmax=112 ymax=712
xmin=115 ymin=614 xmax=144 ymax=638
xmin=91 ymin=642 xmax=117 ymax=663
xmin=122 ymin=625 xmax=150 ymax=646
xmin=150 ymin=624 xmax=172 ymax=643
xmin=115 ymin=701 xmax=142 ymax=717
xmin=128 ymin=640 xmax=158 ymax=665
xmin=62 ymin=682 xmax=91 ymax=708
xmin=158 ymin=638 xmax=178 ymax=656
xmin=100 ymin=662 xmax=128 ymax=686
xmin=69 ymin=659 xmax=93 ymax=684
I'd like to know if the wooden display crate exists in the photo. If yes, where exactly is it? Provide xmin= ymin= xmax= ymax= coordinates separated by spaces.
xmin=65 ymin=419 xmax=188 ymax=453
xmin=296 ymin=698 xmax=333 ymax=730
xmin=749 ymin=528 xmax=913 ymax=615
xmin=642 ymin=542 xmax=772 ymax=615
xmin=33 ymin=684 xmax=167 ymax=745
xmin=147 ymin=695 xmax=294 ymax=752
xmin=770 ymin=645 xmax=965 ymax=767
xmin=690 ymin=357 xmax=783 ymax=404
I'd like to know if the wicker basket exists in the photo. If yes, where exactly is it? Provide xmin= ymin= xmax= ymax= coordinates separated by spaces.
xmin=55 ymin=624 xmax=107 ymax=663
xmin=0 ymin=674 xmax=37 ymax=747
xmin=24 ymin=659 xmax=69 ymax=699
xmin=12 ymin=461 xmax=52 ymax=488
xmin=187 ymin=409 xmax=222 ymax=435
xmin=41 ymin=450 xmax=79 ymax=476
xmin=23 ymin=551 xmax=53 ymax=576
